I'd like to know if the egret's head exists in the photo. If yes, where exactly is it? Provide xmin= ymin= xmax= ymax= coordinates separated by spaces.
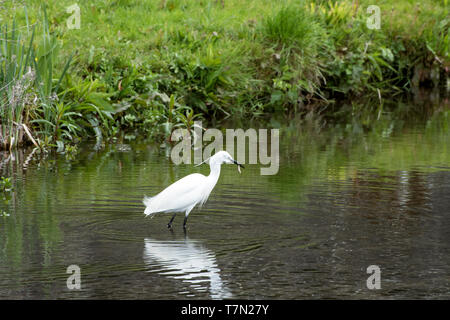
xmin=207 ymin=151 xmax=245 ymax=169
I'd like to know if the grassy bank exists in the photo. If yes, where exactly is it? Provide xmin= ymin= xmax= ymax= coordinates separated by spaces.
xmin=0 ymin=0 xmax=448 ymax=151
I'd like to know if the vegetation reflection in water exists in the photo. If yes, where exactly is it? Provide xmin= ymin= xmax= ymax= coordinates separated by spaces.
xmin=0 ymin=104 xmax=449 ymax=299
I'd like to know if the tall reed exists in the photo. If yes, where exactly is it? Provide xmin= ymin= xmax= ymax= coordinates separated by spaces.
xmin=0 ymin=20 xmax=36 ymax=149
xmin=0 ymin=6 xmax=72 ymax=150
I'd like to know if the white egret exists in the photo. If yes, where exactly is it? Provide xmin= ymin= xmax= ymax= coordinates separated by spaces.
xmin=143 ymin=151 xmax=244 ymax=229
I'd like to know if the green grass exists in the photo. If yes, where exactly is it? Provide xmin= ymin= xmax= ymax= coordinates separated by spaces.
xmin=0 ymin=0 xmax=448 ymax=150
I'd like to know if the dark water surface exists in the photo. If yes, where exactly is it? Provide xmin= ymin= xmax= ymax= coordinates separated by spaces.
xmin=1 ymin=107 xmax=449 ymax=299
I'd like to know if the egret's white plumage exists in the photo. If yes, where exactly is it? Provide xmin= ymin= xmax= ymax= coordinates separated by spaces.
xmin=143 ymin=151 xmax=244 ymax=229
xmin=143 ymin=173 xmax=210 ymax=216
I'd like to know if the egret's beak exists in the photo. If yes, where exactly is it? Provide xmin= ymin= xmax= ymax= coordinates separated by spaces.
xmin=233 ymin=160 xmax=245 ymax=169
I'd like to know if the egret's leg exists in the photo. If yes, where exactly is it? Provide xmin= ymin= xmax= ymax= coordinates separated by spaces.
xmin=167 ymin=213 xmax=176 ymax=229
xmin=183 ymin=216 xmax=188 ymax=229
xmin=183 ymin=206 xmax=195 ymax=230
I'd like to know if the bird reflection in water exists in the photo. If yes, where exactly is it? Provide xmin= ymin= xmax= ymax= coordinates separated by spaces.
xmin=143 ymin=237 xmax=232 ymax=299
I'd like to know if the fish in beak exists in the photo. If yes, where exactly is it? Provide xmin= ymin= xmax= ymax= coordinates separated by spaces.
xmin=233 ymin=160 xmax=245 ymax=174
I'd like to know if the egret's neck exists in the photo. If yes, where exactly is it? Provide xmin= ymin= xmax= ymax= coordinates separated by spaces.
xmin=208 ymin=162 xmax=221 ymax=182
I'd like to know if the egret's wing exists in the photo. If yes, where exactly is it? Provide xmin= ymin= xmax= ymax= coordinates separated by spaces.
xmin=144 ymin=173 xmax=207 ymax=216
